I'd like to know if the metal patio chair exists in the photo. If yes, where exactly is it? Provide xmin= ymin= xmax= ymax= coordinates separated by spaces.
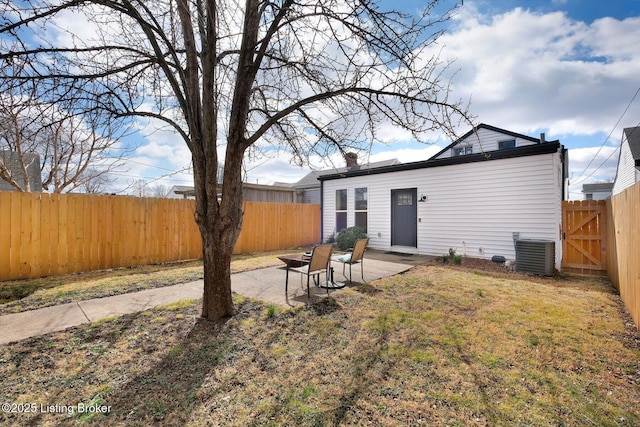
xmin=285 ymin=243 xmax=333 ymax=298
xmin=332 ymin=238 xmax=369 ymax=283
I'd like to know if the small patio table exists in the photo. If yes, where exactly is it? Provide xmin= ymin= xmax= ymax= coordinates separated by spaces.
xmin=277 ymin=253 xmax=311 ymax=268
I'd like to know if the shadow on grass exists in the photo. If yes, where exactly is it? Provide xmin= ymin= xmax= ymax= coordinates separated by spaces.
xmin=330 ymin=332 xmax=391 ymax=426
xmin=0 ymin=281 xmax=53 ymax=304
xmin=93 ymin=316 xmax=234 ymax=425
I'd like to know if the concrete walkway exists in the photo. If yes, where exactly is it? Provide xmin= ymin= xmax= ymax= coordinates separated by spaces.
xmin=0 ymin=252 xmax=428 ymax=345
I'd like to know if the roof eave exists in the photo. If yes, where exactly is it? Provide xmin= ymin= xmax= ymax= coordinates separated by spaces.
xmin=319 ymin=142 xmax=563 ymax=181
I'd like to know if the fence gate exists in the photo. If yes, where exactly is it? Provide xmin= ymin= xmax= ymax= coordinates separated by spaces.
xmin=561 ymin=200 xmax=607 ymax=275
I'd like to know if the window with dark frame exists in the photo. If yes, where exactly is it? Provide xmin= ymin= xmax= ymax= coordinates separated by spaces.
xmin=453 ymin=146 xmax=473 ymax=156
xmin=354 ymin=187 xmax=368 ymax=233
xmin=498 ymin=139 xmax=516 ymax=150
xmin=336 ymin=189 xmax=347 ymax=233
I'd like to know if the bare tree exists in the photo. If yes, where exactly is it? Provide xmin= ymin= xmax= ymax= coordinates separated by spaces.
xmin=0 ymin=97 xmax=40 ymax=191
xmin=38 ymin=107 xmax=126 ymax=193
xmin=78 ymin=167 xmax=115 ymax=193
xmin=130 ymin=179 xmax=149 ymax=197
xmin=1 ymin=0 xmax=471 ymax=320
xmin=0 ymin=61 xmax=129 ymax=193
xmin=150 ymin=183 xmax=171 ymax=198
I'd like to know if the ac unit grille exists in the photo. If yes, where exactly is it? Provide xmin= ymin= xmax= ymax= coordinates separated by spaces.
xmin=515 ymin=240 xmax=555 ymax=276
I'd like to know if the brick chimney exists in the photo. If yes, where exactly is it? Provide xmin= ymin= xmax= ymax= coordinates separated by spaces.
xmin=344 ymin=152 xmax=358 ymax=167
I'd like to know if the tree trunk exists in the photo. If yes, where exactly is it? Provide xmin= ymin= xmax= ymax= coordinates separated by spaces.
xmin=196 ymin=145 xmax=245 ymax=320
xmin=200 ymin=224 xmax=236 ymax=319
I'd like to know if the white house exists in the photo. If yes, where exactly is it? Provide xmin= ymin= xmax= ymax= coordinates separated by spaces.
xmin=581 ymin=182 xmax=614 ymax=200
xmin=0 ymin=151 xmax=43 ymax=192
xmin=319 ymin=124 xmax=568 ymax=269
xmin=612 ymin=126 xmax=640 ymax=196
xmin=167 ymin=185 xmax=197 ymax=199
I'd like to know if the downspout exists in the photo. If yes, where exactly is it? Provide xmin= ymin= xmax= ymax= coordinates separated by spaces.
xmin=319 ymin=179 xmax=324 ymax=243
xmin=561 ymin=146 xmax=568 ymax=201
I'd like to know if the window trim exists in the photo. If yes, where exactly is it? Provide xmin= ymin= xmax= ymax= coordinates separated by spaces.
xmin=354 ymin=187 xmax=368 ymax=232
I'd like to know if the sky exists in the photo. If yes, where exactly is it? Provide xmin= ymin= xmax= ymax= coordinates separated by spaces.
xmin=99 ymin=0 xmax=640 ymax=199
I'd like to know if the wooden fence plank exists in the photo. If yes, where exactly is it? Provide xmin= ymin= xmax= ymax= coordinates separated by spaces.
xmin=48 ymin=194 xmax=60 ymax=276
xmin=59 ymin=194 xmax=70 ymax=273
xmin=0 ymin=193 xmax=12 ymax=280
xmin=9 ymin=193 xmax=21 ymax=278
xmin=70 ymin=195 xmax=81 ymax=273
xmin=82 ymin=195 xmax=93 ymax=272
xmin=19 ymin=192 xmax=32 ymax=278
xmin=39 ymin=194 xmax=51 ymax=277
xmin=29 ymin=193 xmax=42 ymax=278
xmin=89 ymin=196 xmax=99 ymax=271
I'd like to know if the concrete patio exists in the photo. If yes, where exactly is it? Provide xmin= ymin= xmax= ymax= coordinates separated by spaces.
xmin=0 ymin=250 xmax=432 ymax=345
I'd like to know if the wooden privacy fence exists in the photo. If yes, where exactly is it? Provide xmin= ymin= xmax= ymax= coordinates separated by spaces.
xmin=561 ymin=200 xmax=607 ymax=275
xmin=0 ymin=192 xmax=320 ymax=281
xmin=235 ymin=201 xmax=320 ymax=254
xmin=606 ymin=183 xmax=640 ymax=329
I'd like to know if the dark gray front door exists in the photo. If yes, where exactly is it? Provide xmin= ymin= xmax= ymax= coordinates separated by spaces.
xmin=391 ymin=188 xmax=417 ymax=247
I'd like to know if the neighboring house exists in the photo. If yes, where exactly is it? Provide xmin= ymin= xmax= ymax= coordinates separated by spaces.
xmin=168 ymin=185 xmax=196 ymax=199
xmin=292 ymin=156 xmax=399 ymax=204
xmin=612 ymin=126 xmax=640 ymax=196
xmin=0 ymin=151 xmax=42 ymax=192
xmin=168 ymin=182 xmax=302 ymax=203
xmin=581 ymin=182 xmax=613 ymax=200
xmin=319 ymin=124 xmax=568 ymax=270
xmin=240 ymin=183 xmax=301 ymax=203
xmin=430 ymin=123 xmax=552 ymax=159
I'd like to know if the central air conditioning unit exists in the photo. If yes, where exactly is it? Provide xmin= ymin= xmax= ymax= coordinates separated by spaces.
xmin=515 ymin=239 xmax=555 ymax=276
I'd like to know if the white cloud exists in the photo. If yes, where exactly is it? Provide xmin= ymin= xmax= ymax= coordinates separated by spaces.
xmin=588 ymin=16 xmax=640 ymax=61
xmin=438 ymin=5 xmax=640 ymax=136
xmin=569 ymin=145 xmax=619 ymax=182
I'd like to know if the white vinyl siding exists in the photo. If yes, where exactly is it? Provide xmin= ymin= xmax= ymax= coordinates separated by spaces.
xmin=583 ymin=190 xmax=611 ymax=201
xmin=322 ymin=152 xmax=563 ymax=269
xmin=612 ymin=140 xmax=639 ymax=195
xmin=434 ymin=128 xmax=538 ymax=159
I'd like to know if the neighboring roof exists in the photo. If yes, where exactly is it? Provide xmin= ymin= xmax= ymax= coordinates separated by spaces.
xmin=582 ymin=183 xmax=614 ymax=193
xmin=172 ymin=182 xmax=297 ymax=197
xmin=170 ymin=185 xmax=195 ymax=194
xmin=429 ymin=123 xmax=559 ymax=160
xmin=293 ymin=158 xmax=399 ymax=189
xmin=319 ymin=141 xmax=564 ymax=181
xmin=623 ymin=127 xmax=640 ymax=165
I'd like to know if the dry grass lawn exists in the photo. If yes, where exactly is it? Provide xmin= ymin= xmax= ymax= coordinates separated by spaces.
xmin=1 ymin=262 xmax=639 ymax=426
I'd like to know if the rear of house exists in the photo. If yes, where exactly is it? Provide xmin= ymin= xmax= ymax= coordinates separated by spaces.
xmin=319 ymin=124 xmax=568 ymax=269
